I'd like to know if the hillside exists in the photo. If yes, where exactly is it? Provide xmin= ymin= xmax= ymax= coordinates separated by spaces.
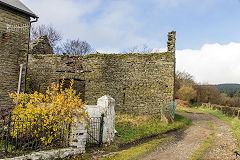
xmin=215 ymin=83 xmax=240 ymax=97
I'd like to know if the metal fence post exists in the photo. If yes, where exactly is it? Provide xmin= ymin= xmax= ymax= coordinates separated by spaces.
xmin=99 ymin=114 xmax=104 ymax=147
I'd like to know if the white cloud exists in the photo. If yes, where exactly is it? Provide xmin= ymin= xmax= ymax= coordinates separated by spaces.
xmin=176 ymin=42 xmax=240 ymax=84
xmin=21 ymin=0 xmax=163 ymax=51
xmin=21 ymin=0 xmax=101 ymax=25
xmin=152 ymin=47 xmax=167 ymax=53
xmin=96 ymin=47 xmax=120 ymax=54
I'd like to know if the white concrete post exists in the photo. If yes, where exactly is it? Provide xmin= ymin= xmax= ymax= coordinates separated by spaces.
xmin=97 ymin=95 xmax=115 ymax=144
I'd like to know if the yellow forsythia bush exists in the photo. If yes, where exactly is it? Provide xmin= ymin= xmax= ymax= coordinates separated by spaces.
xmin=9 ymin=79 xmax=88 ymax=145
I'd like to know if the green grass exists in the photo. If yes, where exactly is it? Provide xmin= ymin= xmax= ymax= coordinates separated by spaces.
xmin=100 ymin=138 xmax=168 ymax=160
xmin=115 ymin=113 xmax=191 ymax=144
xmin=176 ymin=105 xmax=204 ymax=113
xmin=191 ymin=123 xmax=216 ymax=160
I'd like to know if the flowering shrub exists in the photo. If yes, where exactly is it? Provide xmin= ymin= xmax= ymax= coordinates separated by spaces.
xmin=9 ymin=79 xmax=88 ymax=145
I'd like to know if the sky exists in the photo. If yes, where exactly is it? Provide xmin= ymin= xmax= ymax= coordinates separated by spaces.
xmin=21 ymin=0 xmax=240 ymax=84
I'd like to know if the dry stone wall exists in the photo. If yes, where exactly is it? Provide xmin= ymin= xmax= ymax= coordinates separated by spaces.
xmin=201 ymin=103 xmax=240 ymax=118
xmin=0 ymin=5 xmax=30 ymax=107
xmin=83 ymin=53 xmax=175 ymax=116
xmin=28 ymin=31 xmax=176 ymax=117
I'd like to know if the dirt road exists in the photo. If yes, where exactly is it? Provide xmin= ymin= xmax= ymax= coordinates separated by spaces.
xmin=142 ymin=111 xmax=238 ymax=160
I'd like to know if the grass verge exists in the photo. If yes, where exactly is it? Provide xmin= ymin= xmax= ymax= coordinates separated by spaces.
xmin=96 ymin=114 xmax=191 ymax=160
xmin=115 ymin=113 xmax=191 ymax=144
xmin=71 ymin=113 xmax=191 ymax=160
xmin=190 ymin=123 xmax=216 ymax=160
xmin=100 ymin=138 xmax=167 ymax=160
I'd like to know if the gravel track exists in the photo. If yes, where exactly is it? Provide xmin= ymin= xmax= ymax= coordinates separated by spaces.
xmin=141 ymin=111 xmax=238 ymax=160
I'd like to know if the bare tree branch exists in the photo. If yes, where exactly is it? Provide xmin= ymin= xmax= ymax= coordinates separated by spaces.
xmin=60 ymin=39 xmax=93 ymax=55
xmin=31 ymin=24 xmax=62 ymax=49
xmin=123 ymin=44 xmax=152 ymax=54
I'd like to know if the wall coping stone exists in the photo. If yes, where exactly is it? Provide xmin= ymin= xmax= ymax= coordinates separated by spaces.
xmin=2 ymin=147 xmax=84 ymax=160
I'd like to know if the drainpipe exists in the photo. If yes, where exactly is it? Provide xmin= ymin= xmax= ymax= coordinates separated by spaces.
xmin=24 ymin=17 xmax=39 ymax=93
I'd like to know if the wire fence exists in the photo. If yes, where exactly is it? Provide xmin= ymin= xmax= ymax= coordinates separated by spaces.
xmin=0 ymin=113 xmax=70 ymax=158
xmin=162 ymin=101 xmax=177 ymax=122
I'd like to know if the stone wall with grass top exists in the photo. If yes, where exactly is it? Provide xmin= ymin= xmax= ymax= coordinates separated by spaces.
xmin=28 ymin=31 xmax=176 ymax=117
xmin=201 ymin=103 xmax=240 ymax=118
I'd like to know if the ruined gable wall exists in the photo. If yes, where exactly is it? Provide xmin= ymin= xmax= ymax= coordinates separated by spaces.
xmin=83 ymin=53 xmax=175 ymax=116
xmin=0 ymin=5 xmax=30 ymax=107
xmin=82 ymin=31 xmax=175 ymax=116
xmin=30 ymin=35 xmax=54 ymax=54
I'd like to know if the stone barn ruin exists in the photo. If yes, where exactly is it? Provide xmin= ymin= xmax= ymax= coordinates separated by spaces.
xmin=28 ymin=31 xmax=176 ymax=117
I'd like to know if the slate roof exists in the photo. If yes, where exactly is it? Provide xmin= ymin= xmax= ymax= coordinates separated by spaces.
xmin=0 ymin=0 xmax=38 ymax=18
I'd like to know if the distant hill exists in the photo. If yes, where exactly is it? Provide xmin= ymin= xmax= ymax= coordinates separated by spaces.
xmin=215 ymin=83 xmax=240 ymax=97
xmin=215 ymin=83 xmax=240 ymax=91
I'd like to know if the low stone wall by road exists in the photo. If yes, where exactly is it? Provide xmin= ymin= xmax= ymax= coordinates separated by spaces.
xmin=3 ymin=148 xmax=83 ymax=160
xmin=201 ymin=103 xmax=240 ymax=118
